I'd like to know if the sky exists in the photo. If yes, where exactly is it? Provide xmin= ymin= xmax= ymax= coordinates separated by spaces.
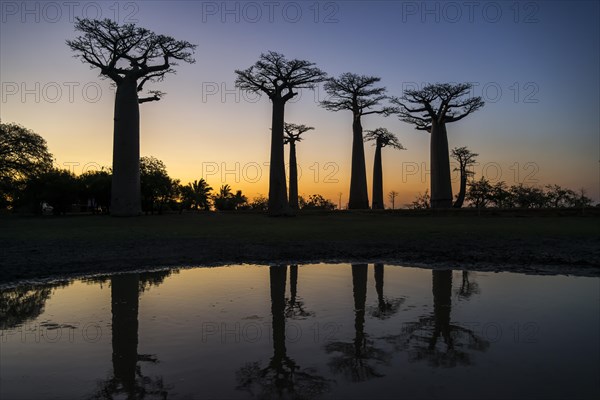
xmin=1 ymin=0 xmax=599 ymax=207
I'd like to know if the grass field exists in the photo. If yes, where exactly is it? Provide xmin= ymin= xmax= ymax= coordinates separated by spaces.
xmin=1 ymin=210 xmax=599 ymax=283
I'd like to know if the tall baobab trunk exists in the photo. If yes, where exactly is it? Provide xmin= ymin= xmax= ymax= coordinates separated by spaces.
xmin=431 ymin=270 xmax=452 ymax=347
xmin=269 ymin=101 xmax=289 ymax=215
xmin=111 ymin=273 xmax=140 ymax=393
xmin=374 ymin=263 xmax=384 ymax=311
xmin=111 ymin=78 xmax=141 ymax=216
xmin=352 ymin=264 xmax=368 ymax=356
xmin=371 ymin=144 xmax=384 ymax=209
xmin=288 ymin=141 xmax=299 ymax=210
xmin=430 ymin=122 xmax=453 ymax=209
xmin=349 ymin=116 xmax=369 ymax=209
xmin=453 ymin=170 xmax=467 ymax=208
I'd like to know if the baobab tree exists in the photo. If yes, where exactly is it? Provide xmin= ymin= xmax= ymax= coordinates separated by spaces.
xmin=67 ymin=19 xmax=196 ymax=216
xmin=388 ymin=191 xmax=399 ymax=210
xmin=235 ymin=52 xmax=327 ymax=215
xmin=393 ymin=83 xmax=484 ymax=208
xmin=364 ymin=128 xmax=405 ymax=209
xmin=451 ymin=146 xmax=478 ymax=208
xmin=321 ymin=73 xmax=396 ymax=209
xmin=284 ymin=123 xmax=314 ymax=210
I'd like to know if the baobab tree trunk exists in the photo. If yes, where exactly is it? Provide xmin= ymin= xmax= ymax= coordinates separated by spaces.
xmin=349 ymin=115 xmax=369 ymax=209
xmin=269 ymin=101 xmax=289 ymax=215
xmin=288 ymin=141 xmax=299 ymax=210
xmin=453 ymin=170 xmax=467 ymax=208
xmin=371 ymin=144 xmax=384 ymax=209
xmin=430 ymin=122 xmax=453 ymax=209
xmin=111 ymin=78 xmax=141 ymax=216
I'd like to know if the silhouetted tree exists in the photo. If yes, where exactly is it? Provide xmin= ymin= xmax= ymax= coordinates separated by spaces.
xmin=466 ymin=177 xmax=492 ymax=208
xmin=301 ymin=194 xmax=337 ymax=210
xmin=455 ymin=271 xmax=480 ymax=301
xmin=180 ymin=179 xmax=212 ymax=211
xmin=284 ymin=123 xmax=314 ymax=210
xmin=22 ymin=168 xmax=81 ymax=214
xmin=388 ymin=191 xmax=399 ymax=210
xmin=321 ymin=74 xmax=396 ymax=209
xmin=451 ymin=146 xmax=478 ymax=208
xmin=364 ymin=128 xmax=406 ymax=209
xmin=213 ymin=184 xmax=248 ymax=210
xmin=235 ymin=52 xmax=327 ymax=215
xmin=393 ymin=84 xmax=484 ymax=208
xmin=140 ymin=156 xmax=176 ymax=214
xmin=79 ymin=169 xmax=112 ymax=213
xmin=0 ymin=122 xmax=53 ymax=209
xmin=409 ymin=190 xmax=431 ymax=210
xmin=248 ymin=195 xmax=269 ymax=211
xmin=67 ymin=19 xmax=196 ymax=216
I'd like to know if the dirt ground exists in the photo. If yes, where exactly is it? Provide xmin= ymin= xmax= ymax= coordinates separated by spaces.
xmin=1 ymin=211 xmax=599 ymax=285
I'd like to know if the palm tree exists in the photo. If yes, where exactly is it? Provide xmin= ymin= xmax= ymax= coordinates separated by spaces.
xmin=187 ymin=179 xmax=213 ymax=211
xmin=284 ymin=123 xmax=314 ymax=209
xmin=364 ymin=128 xmax=406 ymax=209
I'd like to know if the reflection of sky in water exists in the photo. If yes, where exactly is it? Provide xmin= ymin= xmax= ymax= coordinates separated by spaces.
xmin=1 ymin=264 xmax=598 ymax=399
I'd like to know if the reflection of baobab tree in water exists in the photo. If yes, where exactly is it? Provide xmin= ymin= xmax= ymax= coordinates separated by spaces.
xmin=455 ymin=271 xmax=480 ymax=301
xmin=285 ymin=265 xmax=314 ymax=320
xmin=369 ymin=263 xmax=405 ymax=320
xmin=0 ymin=281 xmax=71 ymax=330
xmin=91 ymin=271 xmax=176 ymax=399
xmin=325 ymin=264 xmax=391 ymax=382
xmin=383 ymin=270 xmax=489 ymax=368
xmin=237 ymin=265 xmax=331 ymax=399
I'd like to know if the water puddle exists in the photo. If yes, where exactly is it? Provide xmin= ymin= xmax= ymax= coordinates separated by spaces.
xmin=1 ymin=264 xmax=598 ymax=399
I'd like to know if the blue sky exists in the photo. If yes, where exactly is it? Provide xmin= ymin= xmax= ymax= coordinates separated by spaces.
xmin=1 ymin=0 xmax=598 ymax=204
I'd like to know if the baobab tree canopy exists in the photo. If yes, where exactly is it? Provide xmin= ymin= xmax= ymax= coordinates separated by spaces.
xmin=67 ymin=18 xmax=196 ymax=217
xmin=393 ymin=83 xmax=484 ymax=131
xmin=235 ymin=51 xmax=327 ymax=101
xmin=364 ymin=128 xmax=406 ymax=150
xmin=67 ymin=18 xmax=196 ymax=101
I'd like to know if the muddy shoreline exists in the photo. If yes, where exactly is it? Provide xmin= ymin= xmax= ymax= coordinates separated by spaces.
xmin=2 ymin=235 xmax=599 ymax=286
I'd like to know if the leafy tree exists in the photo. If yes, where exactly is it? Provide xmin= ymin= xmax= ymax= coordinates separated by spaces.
xmin=544 ymin=184 xmax=577 ymax=208
xmin=509 ymin=184 xmax=546 ymax=208
xmin=0 ymin=122 xmax=53 ymax=209
xmin=393 ymin=84 xmax=484 ymax=208
xmin=235 ymin=51 xmax=327 ymax=215
xmin=79 ymin=169 xmax=112 ymax=213
xmin=140 ymin=156 xmax=176 ymax=214
xmin=249 ymin=195 xmax=269 ymax=211
xmin=466 ymin=177 xmax=493 ymax=208
xmin=284 ymin=123 xmax=314 ymax=210
xmin=22 ymin=168 xmax=81 ymax=215
xmin=364 ymin=128 xmax=405 ymax=209
xmin=409 ymin=190 xmax=431 ymax=210
xmin=488 ymin=181 xmax=511 ymax=208
xmin=67 ymin=19 xmax=196 ymax=216
xmin=301 ymin=194 xmax=336 ymax=210
xmin=321 ymin=73 xmax=396 ymax=209
xmin=388 ymin=190 xmax=399 ymax=210
xmin=450 ymin=146 xmax=478 ymax=208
